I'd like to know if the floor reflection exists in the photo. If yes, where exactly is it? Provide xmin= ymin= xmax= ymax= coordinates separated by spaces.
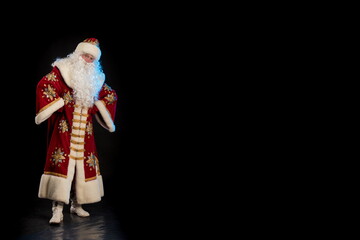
xmin=16 ymin=199 xmax=127 ymax=240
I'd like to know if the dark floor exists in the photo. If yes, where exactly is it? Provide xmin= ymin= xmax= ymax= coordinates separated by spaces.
xmin=14 ymin=199 xmax=128 ymax=240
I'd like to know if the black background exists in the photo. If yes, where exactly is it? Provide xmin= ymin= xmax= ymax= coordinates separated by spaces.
xmin=0 ymin=7 xmax=213 ymax=239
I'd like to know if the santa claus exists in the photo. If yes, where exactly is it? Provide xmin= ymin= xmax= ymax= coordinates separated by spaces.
xmin=35 ymin=38 xmax=117 ymax=224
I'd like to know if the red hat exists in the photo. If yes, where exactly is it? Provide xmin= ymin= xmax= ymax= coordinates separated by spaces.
xmin=75 ymin=38 xmax=102 ymax=61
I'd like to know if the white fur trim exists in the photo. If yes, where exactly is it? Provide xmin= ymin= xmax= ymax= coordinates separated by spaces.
xmin=53 ymin=61 xmax=105 ymax=90
xmin=38 ymin=158 xmax=75 ymax=204
xmin=98 ymin=175 xmax=104 ymax=197
xmin=75 ymin=42 xmax=101 ymax=61
xmin=53 ymin=61 xmax=72 ymax=88
xmin=94 ymin=100 xmax=116 ymax=132
xmin=38 ymin=174 xmax=71 ymax=204
xmin=38 ymin=158 xmax=104 ymax=205
xmin=73 ymin=160 xmax=103 ymax=204
xmin=35 ymin=98 xmax=65 ymax=125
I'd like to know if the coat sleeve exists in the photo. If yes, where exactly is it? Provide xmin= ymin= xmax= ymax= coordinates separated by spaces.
xmin=94 ymin=83 xmax=118 ymax=132
xmin=35 ymin=69 xmax=65 ymax=125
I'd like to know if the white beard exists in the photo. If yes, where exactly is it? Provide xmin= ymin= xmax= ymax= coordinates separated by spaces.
xmin=52 ymin=52 xmax=105 ymax=107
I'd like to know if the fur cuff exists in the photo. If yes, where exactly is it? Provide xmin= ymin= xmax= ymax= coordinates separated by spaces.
xmin=35 ymin=98 xmax=65 ymax=125
xmin=94 ymin=100 xmax=115 ymax=132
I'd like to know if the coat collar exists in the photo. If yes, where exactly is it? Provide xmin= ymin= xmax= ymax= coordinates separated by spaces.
xmin=53 ymin=61 xmax=73 ymax=89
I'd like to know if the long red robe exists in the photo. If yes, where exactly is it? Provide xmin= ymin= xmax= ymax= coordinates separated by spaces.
xmin=35 ymin=65 xmax=117 ymax=204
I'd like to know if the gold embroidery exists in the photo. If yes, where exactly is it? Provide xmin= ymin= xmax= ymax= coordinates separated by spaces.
xmin=73 ymin=112 xmax=81 ymax=116
xmin=83 ymin=38 xmax=99 ymax=46
xmin=85 ymin=176 xmax=97 ymax=182
xmin=70 ymin=147 xmax=85 ymax=152
xmin=69 ymin=156 xmax=84 ymax=160
xmin=37 ymin=98 xmax=62 ymax=115
xmin=71 ymin=133 xmax=85 ymax=138
xmin=63 ymin=91 xmax=74 ymax=105
xmin=42 ymin=84 xmax=56 ymax=101
xmin=44 ymin=171 xmax=67 ymax=178
xmin=86 ymin=122 xmax=93 ymax=138
xmin=71 ymin=140 xmax=85 ymax=145
xmin=104 ymin=83 xmax=112 ymax=92
xmin=58 ymin=120 xmax=69 ymax=133
xmin=73 ymin=119 xmax=87 ymax=124
xmin=86 ymin=153 xmax=99 ymax=174
xmin=73 ymin=112 xmax=89 ymax=117
xmin=104 ymin=93 xmax=117 ymax=105
xmin=72 ymin=126 xmax=86 ymax=131
xmin=45 ymin=72 xmax=58 ymax=82
xmin=51 ymin=147 xmax=66 ymax=166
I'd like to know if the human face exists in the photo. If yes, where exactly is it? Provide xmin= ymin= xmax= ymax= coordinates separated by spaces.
xmin=81 ymin=53 xmax=96 ymax=63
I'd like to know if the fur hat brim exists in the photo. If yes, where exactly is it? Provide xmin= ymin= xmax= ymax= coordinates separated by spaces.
xmin=75 ymin=42 xmax=101 ymax=61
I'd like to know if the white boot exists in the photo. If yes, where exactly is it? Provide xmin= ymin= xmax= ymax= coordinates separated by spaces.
xmin=70 ymin=198 xmax=90 ymax=217
xmin=49 ymin=201 xmax=64 ymax=224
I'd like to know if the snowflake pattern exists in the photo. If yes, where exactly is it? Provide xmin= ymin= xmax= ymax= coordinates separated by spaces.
xmin=104 ymin=83 xmax=112 ymax=92
xmin=45 ymin=72 xmax=58 ymax=82
xmin=86 ymin=122 xmax=93 ymax=138
xmin=105 ymin=93 xmax=117 ymax=105
xmin=58 ymin=120 xmax=69 ymax=133
xmin=42 ymin=84 xmax=56 ymax=101
xmin=51 ymin=147 xmax=66 ymax=166
xmin=63 ymin=91 xmax=74 ymax=105
xmin=86 ymin=153 xmax=98 ymax=171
